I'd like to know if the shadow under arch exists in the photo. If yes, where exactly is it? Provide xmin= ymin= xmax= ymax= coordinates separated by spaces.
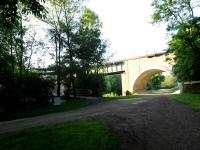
xmin=133 ymin=69 xmax=165 ymax=93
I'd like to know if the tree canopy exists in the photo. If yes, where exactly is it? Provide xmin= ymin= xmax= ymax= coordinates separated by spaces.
xmin=169 ymin=18 xmax=200 ymax=81
xmin=152 ymin=0 xmax=200 ymax=81
xmin=152 ymin=0 xmax=197 ymax=30
xmin=0 ymin=0 xmax=107 ymax=112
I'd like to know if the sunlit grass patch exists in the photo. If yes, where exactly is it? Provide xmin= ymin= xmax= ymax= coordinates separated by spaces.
xmin=171 ymin=93 xmax=200 ymax=110
xmin=102 ymin=92 xmax=119 ymax=97
xmin=102 ymin=94 xmax=141 ymax=100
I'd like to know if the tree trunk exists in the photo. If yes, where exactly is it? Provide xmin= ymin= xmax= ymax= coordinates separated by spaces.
xmin=10 ymin=33 xmax=14 ymax=79
xmin=55 ymin=33 xmax=60 ymax=97
xmin=58 ymin=33 xmax=61 ymax=97
xmin=69 ymin=46 xmax=76 ymax=99
xmin=19 ymin=15 xmax=23 ymax=80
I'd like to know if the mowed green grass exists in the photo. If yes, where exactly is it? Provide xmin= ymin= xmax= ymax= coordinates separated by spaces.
xmin=172 ymin=93 xmax=200 ymax=110
xmin=103 ymin=95 xmax=141 ymax=100
xmin=0 ymin=120 xmax=119 ymax=150
xmin=0 ymin=100 xmax=89 ymax=121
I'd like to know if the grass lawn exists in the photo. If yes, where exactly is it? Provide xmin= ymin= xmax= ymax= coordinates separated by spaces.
xmin=102 ymin=95 xmax=141 ymax=100
xmin=0 ymin=99 xmax=89 ymax=121
xmin=171 ymin=93 xmax=200 ymax=110
xmin=0 ymin=120 xmax=119 ymax=150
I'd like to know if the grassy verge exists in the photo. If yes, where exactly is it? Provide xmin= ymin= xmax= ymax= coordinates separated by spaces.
xmin=102 ymin=95 xmax=141 ymax=100
xmin=0 ymin=99 xmax=89 ymax=121
xmin=0 ymin=120 xmax=119 ymax=150
xmin=171 ymin=93 xmax=200 ymax=110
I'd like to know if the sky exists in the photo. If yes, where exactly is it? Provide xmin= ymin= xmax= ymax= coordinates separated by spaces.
xmin=87 ymin=0 xmax=169 ymax=61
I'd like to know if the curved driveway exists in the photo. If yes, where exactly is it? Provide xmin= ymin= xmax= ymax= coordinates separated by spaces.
xmin=0 ymin=95 xmax=200 ymax=150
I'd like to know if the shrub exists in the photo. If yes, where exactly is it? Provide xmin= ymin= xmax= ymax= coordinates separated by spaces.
xmin=103 ymin=92 xmax=119 ymax=97
xmin=104 ymin=75 xmax=122 ymax=95
xmin=161 ymin=75 xmax=177 ymax=89
xmin=75 ymin=73 xmax=106 ymax=97
xmin=0 ymin=73 xmax=55 ymax=112
xmin=147 ymin=74 xmax=165 ymax=90
xmin=21 ymin=74 xmax=55 ymax=106
xmin=125 ymin=90 xmax=131 ymax=96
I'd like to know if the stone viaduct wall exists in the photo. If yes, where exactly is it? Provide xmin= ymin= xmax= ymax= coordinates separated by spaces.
xmin=121 ymin=53 xmax=171 ymax=95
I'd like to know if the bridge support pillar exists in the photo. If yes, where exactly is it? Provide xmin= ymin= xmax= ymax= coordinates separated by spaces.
xmin=121 ymin=73 xmax=128 ymax=96
xmin=121 ymin=68 xmax=135 ymax=96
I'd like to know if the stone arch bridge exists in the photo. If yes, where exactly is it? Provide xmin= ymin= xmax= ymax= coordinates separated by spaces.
xmin=103 ymin=52 xmax=172 ymax=95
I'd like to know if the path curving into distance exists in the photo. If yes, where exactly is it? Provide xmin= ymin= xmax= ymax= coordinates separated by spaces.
xmin=0 ymin=95 xmax=200 ymax=150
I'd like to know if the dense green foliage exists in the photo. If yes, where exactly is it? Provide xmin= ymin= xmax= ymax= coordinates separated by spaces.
xmin=152 ymin=0 xmax=200 ymax=82
xmin=161 ymin=74 xmax=177 ymax=88
xmin=104 ymin=74 xmax=122 ymax=95
xmin=0 ymin=73 xmax=55 ymax=112
xmin=0 ymin=0 xmax=107 ymax=112
xmin=0 ymin=0 xmax=54 ymax=112
xmin=76 ymin=8 xmax=106 ymax=74
xmin=169 ymin=18 xmax=200 ymax=81
xmin=76 ymin=73 xmax=106 ymax=96
xmin=0 ymin=99 xmax=89 ymax=121
xmin=0 ymin=0 xmax=46 ymax=32
xmin=0 ymin=120 xmax=120 ymax=150
xmin=47 ymin=2 xmax=106 ymax=98
xmin=147 ymin=73 xmax=165 ymax=90
xmin=152 ymin=0 xmax=196 ymax=31
xmin=172 ymin=93 xmax=200 ymax=110
xmin=73 ymin=8 xmax=107 ymax=97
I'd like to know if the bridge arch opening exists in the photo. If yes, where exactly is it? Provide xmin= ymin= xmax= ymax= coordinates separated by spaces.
xmin=133 ymin=69 xmax=165 ymax=93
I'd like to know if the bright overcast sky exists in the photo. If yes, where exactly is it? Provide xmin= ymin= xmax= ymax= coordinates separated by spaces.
xmin=87 ymin=0 xmax=168 ymax=61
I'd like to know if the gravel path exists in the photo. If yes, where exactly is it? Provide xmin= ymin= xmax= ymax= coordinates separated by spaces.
xmin=0 ymin=95 xmax=200 ymax=150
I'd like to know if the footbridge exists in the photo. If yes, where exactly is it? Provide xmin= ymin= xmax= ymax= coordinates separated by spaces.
xmin=103 ymin=52 xmax=172 ymax=95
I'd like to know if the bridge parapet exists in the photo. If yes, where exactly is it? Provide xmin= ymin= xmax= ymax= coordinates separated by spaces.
xmin=101 ymin=61 xmax=125 ymax=75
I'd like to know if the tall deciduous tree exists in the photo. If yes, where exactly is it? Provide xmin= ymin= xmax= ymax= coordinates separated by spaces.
xmin=0 ymin=0 xmax=56 ymax=112
xmin=59 ymin=0 xmax=85 ymax=98
xmin=46 ymin=0 xmax=64 ymax=97
xmin=74 ymin=8 xmax=107 ymax=96
xmin=46 ymin=0 xmax=85 ymax=98
xmin=152 ymin=0 xmax=200 ymax=81
xmin=169 ymin=18 xmax=200 ymax=81
xmin=152 ymin=0 xmax=197 ymax=30
xmin=0 ymin=0 xmax=46 ymax=79
xmin=75 ymin=8 xmax=106 ymax=74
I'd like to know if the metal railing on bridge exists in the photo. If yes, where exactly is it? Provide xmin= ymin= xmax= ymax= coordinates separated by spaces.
xmin=100 ymin=60 xmax=125 ymax=75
